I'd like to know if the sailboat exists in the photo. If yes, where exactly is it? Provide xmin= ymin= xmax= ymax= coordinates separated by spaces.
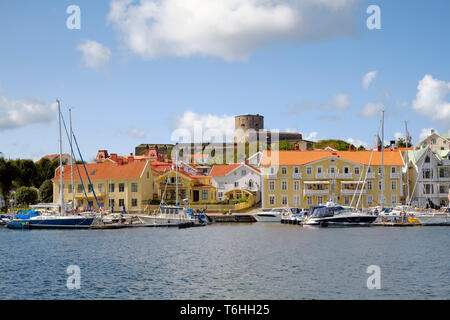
xmin=7 ymin=100 xmax=94 ymax=229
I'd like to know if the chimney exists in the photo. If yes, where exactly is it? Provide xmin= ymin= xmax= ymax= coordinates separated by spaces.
xmin=295 ymin=144 xmax=300 ymax=151
xmin=110 ymin=153 xmax=118 ymax=162
xmin=128 ymin=153 xmax=134 ymax=163
xmin=377 ymin=145 xmax=382 ymax=152
xmin=117 ymin=158 xmax=123 ymax=166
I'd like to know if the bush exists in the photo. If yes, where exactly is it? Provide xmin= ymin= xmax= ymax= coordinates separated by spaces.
xmin=15 ymin=187 xmax=38 ymax=206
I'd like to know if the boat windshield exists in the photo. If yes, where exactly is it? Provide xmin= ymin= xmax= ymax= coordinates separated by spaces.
xmin=310 ymin=206 xmax=346 ymax=218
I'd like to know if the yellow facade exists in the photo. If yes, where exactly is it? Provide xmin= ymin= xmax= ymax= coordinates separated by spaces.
xmin=155 ymin=170 xmax=216 ymax=204
xmin=262 ymin=157 xmax=403 ymax=209
xmin=53 ymin=163 xmax=156 ymax=213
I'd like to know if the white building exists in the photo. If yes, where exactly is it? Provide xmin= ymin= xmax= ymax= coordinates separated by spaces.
xmin=405 ymin=147 xmax=450 ymax=208
xmin=417 ymin=130 xmax=450 ymax=152
xmin=210 ymin=162 xmax=261 ymax=203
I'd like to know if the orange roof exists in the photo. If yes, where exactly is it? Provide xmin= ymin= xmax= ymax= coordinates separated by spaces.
xmin=210 ymin=164 xmax=241 ymax=176
xmin=52 ymin=161 xmax=148 ymax=181
xmin=260 ymin=150 xmax=404 ymax=166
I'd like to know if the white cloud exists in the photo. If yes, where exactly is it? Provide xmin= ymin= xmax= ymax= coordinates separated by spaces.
xmin=358 ymin=102 xmax=383 ymax=118
xmin=398 ymin=101 xmax=408 ymax=108
xmin=0 ymin=95 xmax=57 ymax=131
xmin=394 ymin=132 xmax=403 ymax=140
xmin=346 ymin=137 xmax=369 ymax=149
xmin=362 ymin=70 xmax=377 ymax=89
xmin=170 ymin=110 xmax=235 ymax=142
xmin=317 ymin=93 xmax=351 ymax=111
xmin=418 ymin=128 xmax=435 ymax=141
xmin=107 ymin=0 xmax=357 ymax=61
xmin=304 ymin=131 xmax=319 ymax=141
xmin=411 ymin=75 xmax=450 ymax=129
xmin=77 ymin=40 xmax=112 ymax=69
xmin=127 ymin=128 xmax=146 ymax=138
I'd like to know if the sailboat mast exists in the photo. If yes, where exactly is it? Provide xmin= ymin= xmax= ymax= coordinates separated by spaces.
xmin=175 ymin=152 xmax=178 ymax=206
xmin=381 ymin=109 xmax=385 ymax=208
xmin=57 ymin=100 xmax=65 ymax=215
xmin=405 ymin=121 xmax=410 ymax=204
xmin=70 ymin=108 xmax=74 ymax=212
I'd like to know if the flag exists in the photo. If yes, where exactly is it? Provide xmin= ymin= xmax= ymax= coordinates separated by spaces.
xmin=406 ymin=132 xmax=412 ymax=144
xmin=376 ymin=134 xmax=382 ymax=147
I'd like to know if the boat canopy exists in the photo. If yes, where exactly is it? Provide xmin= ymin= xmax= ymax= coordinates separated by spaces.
xmin=14 ymin=210 xmax=41 ymax=220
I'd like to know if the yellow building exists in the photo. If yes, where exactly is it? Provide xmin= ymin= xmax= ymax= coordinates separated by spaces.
xmin=260 ymin=150 xmax=404 ymax=209
xmin=154 ymin=169 xmax=216 ymax=204
xmin=52 ymin=160 xmax=156 ymax=213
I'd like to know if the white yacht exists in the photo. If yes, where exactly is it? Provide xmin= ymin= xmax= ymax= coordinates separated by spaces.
xmin=253 ymin=207 xmax=295 ymax=222
xmin=409 ymin=208 xmax=450 ymax=225
xmin=137 ymin=205 xmax=206 ymax=227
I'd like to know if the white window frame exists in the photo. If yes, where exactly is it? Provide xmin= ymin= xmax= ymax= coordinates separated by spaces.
xmin=281 ymin=195 xmax=288 ymax=206
xmin=268 ymin=180 xmax=275 ymax=191
xmin=306 ymin=166 xmax=312 ymax=175
xmin=269 ymin=195 xmax=276 ymax=206
xmin=281 ymin=180 xmax=288 ymax=191
xmin=281 ymin=167 xmax=287 ymax=175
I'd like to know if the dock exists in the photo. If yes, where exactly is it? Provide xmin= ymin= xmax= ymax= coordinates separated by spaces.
xmin=206 ymin=214 xmax=256 ymax=223
xmin=373 ymin=222 xmax=423 ymax=227
xmin=90 ymin=223 xmax=177 ymax=229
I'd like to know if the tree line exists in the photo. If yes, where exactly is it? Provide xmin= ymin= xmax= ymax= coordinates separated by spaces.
xmin=0 ymin=157 xmax=60 ymax=209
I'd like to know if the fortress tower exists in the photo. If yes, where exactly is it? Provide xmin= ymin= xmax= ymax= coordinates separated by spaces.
xmin=234 ymin=114 xmax=264 ymax=143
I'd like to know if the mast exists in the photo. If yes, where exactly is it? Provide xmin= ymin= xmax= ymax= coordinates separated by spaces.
xmin=381 ymin=109 xmax=385 ymax=208
xmin=405 ymin=121 xmax=410 ymax=204
xmin=70 ymin=108 xmax=74 ymax=212
xmin=57 ymin=99 xmax=65 ymax=216
xmin=175 ymin=152 xmax=178 ymax=206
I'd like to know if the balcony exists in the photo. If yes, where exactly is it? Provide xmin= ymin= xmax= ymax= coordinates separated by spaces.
xmin=315 ymin=173 xmax=353 ymax=179
xmin=390 ymin=172 xmax=401 ymax=179
xmin=292 ymin=173 xmax=302 ymax=179
xmin=366 ymin=172 xmax=375 ymax=179
xmin=304 ymin=189 xmax=329 ymax=195
xmin=340 ymin=189 xmax=366 ymax=195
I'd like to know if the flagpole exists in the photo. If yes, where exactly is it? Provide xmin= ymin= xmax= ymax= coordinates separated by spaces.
xmin=405 ymin=121 xmax=410 ymax=205
xmin=381 ymin=109 xmax=385 ymax=208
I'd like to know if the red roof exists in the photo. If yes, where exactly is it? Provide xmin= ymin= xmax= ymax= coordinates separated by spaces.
xmin=210 ymin=163 xmax=260 ymax=177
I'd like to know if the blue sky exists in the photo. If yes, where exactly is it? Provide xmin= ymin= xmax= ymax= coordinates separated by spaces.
xmin=0 ymin=0 xmax=449 ymax=161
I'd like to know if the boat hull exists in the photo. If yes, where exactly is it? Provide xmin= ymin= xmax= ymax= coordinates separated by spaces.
xmin=304 ymin=215 xmax=378 ymax=227
xmin=414 ymin=214 xmax=450 ymax=225
xmin=7 ymin=217 xmax=94 ymax=229
xmin=253 ymin=214 xmax=282 ymax=222
xmin=137 ymin=215 xmax=203 ymax=227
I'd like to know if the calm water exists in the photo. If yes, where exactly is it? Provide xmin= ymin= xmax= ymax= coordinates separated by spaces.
xmin=0 ymin=224 xmax=448 ymax=299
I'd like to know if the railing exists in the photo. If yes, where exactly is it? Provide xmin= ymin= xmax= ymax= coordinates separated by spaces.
xmin=366 ymin=172 xmax=375 ymax=179
xmin=315 ymin=173 xmax=353 ymax=179
xmin=340 ymin=189 xmax=366 ymax=195
xmin=292 ymin=173 xmax=302 ymax=179
xmin=304 ymin=189 xmax=329 ymax=195
xmin=390 ymin=172 xmax=401 ymax=179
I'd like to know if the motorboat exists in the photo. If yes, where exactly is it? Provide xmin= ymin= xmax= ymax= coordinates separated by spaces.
xmin=137 ymin=205 xmax=207 ymax=227
xmin=303 ymin=202 xmax=378 ymax=227
xmin=253 ymin=207 xmax=296 ymax=222
xmin=102 ymin=212 xmax=132 ymax=224
xmin=408 ymin=207 xmax=450 ymax=225
xmin=0 ymin=214 xmax=11 ymax=226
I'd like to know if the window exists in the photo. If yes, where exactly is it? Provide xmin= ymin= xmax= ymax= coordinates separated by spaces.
xmin=98 ymin=184 xmax=103 ymax=193
xmin=269 ymin=167 xmax=276 ymax=175
xmin=88 ymin=184 xmax=93 ymax=193
xmin=202 ymin=190 xmax=208 ymax=200
xmin=330 ymin=166 xmax=336 ymax=174
xmin=391 ymin=181 xmax=397 ymax=191
xmin=281 ymin=180 xmax=288 ymax=191
xmin=109 ymin=199 xmax=115 ymax=208
xmin=391 ymin=195 xmax=397 ymax=204
xmin=131 ymin=183 xmax=138 ymax=192
xmin=218 ymin=182 xmax=225 ymax=189
xmin=425 ymin=156 xmax=430 ymax=163
xmin=318 ymin=196 xmax=323 ymax=205
xmin=281 ymin=195 xmax=288 ymax=205
xmin=354 ymin=167 xmax=360 ymax=175
xmin=77 ymin=184 xmax=83 ymax=193
xmin=368 ymin=167 xmax=373 ymax=173
xmin=306 ymin=166 xmax=312 ymax=175
xmin=131 ymin=199 xmax=137 ymax=207
xmin=378 ymin=167 xmax=382 ymax=175
xmin=218 ymin=192 xmax=223 ymax=199
xmin=391 ymin=167 xmax=396 ymax=173
xmin=109 ymin=183 xmax=115 ymax=193
xmin=293 ymin=181 xmax=300 ymax=191
xmin=378 ymin=180 xmax=383 ymax=190
xmin=269 ymin=195 xmax=275 ymax=206
xmin=147 ymin=172 xmax=150 ymax=179
xmin=317 ymin=166 xmax=322 ymax=174
xmin=294 ymin=167 xmax=300 ymax=174
xmin=367 ymin=181 xmax=373 ymax=191
xmin=119 ymin=183 xmax=125 ymax=192
xmin=234 ymin=182 xmax=239 ymax=188
xmin=367 ymin=195 xmax=373 ymax=205
xmin=119 ymin=199 xmax=124 ymax=207
xmin=422 ymin=169 xmax=433 ymax=179
xmin=281 ymin=167 xmax=287 ymax=175
xmin=77 ymin=199 xmax=83 ymax=207
xmin=307 ymin=196 xmax=313 ymax=206
xmin=68 ymin=184 xmax=72 ymax=194
xmin=343 ymin=167 xmax=350 ymax=174
xmin=344 ymin=196 xmax=350 ymax=205
xmin=241 ymin=170 xmax=247 ymax=176
xmin=268 ymin=181 xmax=275 ymax=191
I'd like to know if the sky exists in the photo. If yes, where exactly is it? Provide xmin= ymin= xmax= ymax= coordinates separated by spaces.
xmin=0 ymin=0 xmax=449 ymax=161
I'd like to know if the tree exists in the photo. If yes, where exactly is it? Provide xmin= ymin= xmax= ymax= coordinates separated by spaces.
xmin=15 ymin=186 xmax=38 ymax=206
xmin=35 ymin=158 xmax=59 ymax=187
xmin=396 ymin=138 xmax=406 ymax=148
xmin=0 ymin=157 xmax=18 ymax=208
xmin=39 ymin=180 xmax=53 ymax=203
xmin=278 ymin=141 xmax=296 ymax=151
xmin=313 ymin=139 xmax=351 ymax=151
xmin=13 ymin=159 xmax=38 ymax=187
